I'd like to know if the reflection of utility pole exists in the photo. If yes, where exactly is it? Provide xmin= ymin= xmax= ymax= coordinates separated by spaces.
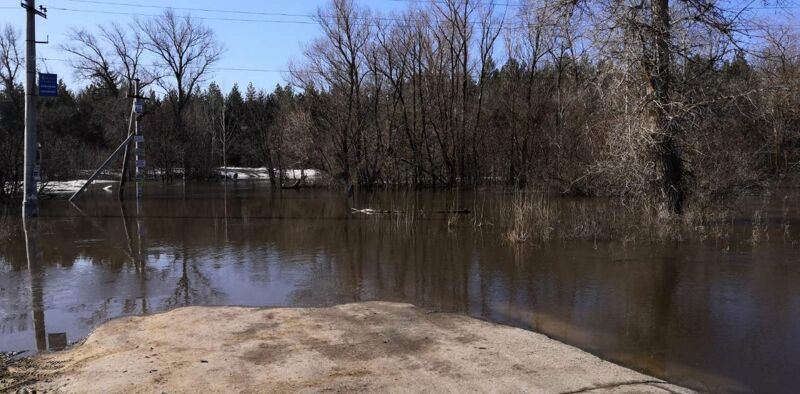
xmin=135 ymin=201 xmax=147 ymax=314
xmin=121 ymin=201 xmax=148 ymax=314
xmin=223 ymin=181 xmax=229 ymax=242
xmin=21 ymin=0 xmax=47 ymax=217
xmin=119 ymin=202 xmax=136 ymax=270
xmin=23 ymin=216 xmax=46 ymax=351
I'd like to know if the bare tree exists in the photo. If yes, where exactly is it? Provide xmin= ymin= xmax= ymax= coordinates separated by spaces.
xmin=100 ymin=23 xmax=153 ymax=90
xmin=0 ymin=24 xmax=23 ymax=197
xmin=61 ymin=22 xmax=152 ymax=95
xmin=0 ymin=24 xmax=22 ymax=94
xmin=276 ymin=0 xmax=797 ymax=207
xmin=472 ymin=2 xmax=504 ymax=181
xmin=650 ymin=0 xmax=685 ymax=214
xmin=138 ymin=9 xmax=223 ymax=142
xmin=758 ymin=26 xmax=800 ymax=173
xmin=554 ymin=0 xmax=779 ymax=214
xmin=61 ymin=28 xmax=120 ymax=94
xmin=293 ymin=0 xmax=372 ymax=186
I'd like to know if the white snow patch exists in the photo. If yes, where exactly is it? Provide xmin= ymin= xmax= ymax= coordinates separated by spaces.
xmin=41 ymin=180 xmax=117 ymax=194
xmin=217 ymin=167 xmax=319 ymax=180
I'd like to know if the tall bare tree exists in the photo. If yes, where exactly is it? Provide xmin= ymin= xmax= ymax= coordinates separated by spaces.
xmin=0 ymin=24 xmax=22 ymax=95
xmin=139 ymin=9 xmax=223 ymax=144
xmin=0 ymin=24 xmax=23 ymax=197
xmin=61 ymin=22 xmax=153 ymax=95
xmin=61 ymin=28 xmax=120 ymax=94
xmin=294 ymin=0 xmax=372 ymax=186
xmin=100 ymin=23 xmax=153 ymax=90
xmin=557 ymin=0 xmax=774 ymax=214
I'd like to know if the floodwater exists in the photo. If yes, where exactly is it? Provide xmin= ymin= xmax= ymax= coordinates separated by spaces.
xmin=1 ymin=182 xmax=799 ymax=393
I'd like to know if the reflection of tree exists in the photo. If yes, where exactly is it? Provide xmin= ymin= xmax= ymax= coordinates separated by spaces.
xmin=284 ymin=215 xmax=473 ymax=311
xmin=81 ymin=298 xmax=115 ymax=328
xmin=163 ymin=242 xmax=223 ymax=308
xmin=642 ymin=249 xmax=682 ymax=378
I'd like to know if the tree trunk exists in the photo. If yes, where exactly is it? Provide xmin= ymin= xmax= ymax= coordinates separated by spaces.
xmin=651 ymin=0 xmax=684 ymax=214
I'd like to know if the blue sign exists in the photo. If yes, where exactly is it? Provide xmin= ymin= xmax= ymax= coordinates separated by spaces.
xmin=39 ymin=73 xmax=58 ymax=97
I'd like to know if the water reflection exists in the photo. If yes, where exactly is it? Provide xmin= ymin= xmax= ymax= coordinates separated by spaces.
xmin=23 ymin=216 xmax=46 ymax=351
xmin=0 ymin=183 xmax=799 ymax=393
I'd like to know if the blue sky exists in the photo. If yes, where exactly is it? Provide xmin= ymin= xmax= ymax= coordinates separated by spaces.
xmin=0 ymin=0 xmax=411 ymax=93
xmin=1 ymin=0 xmax=798 ymax=95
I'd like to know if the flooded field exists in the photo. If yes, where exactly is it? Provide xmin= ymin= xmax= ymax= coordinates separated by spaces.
xmin=1 ymin=182 xmax=799 ymax=393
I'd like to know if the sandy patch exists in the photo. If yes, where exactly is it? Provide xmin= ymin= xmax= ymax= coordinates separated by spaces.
xmin=4 ymin=302 xmax=692 ymax=393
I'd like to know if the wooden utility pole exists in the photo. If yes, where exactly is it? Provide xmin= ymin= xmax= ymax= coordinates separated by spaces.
xmin=21 ymin=0 xmax=46 ymax=217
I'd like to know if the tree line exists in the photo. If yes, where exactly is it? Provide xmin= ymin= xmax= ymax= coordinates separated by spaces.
xmin=1 ymin=0 xmax=799 ymax=214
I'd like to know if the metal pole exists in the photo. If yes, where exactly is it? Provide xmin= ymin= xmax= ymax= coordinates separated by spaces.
xmin=133 ymin=79 xmax=146 ymax=301
xmin=22 ymin=0 xmax=38 ymax=217
xmin=134 ymin=80 xmax=144 ymax=199
xmin=118 ymin=106 xmax=135 ymax=197
xmin=68 ymin=133 xmax=135 ymax=202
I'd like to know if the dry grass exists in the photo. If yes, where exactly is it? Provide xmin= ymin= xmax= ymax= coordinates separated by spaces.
xmin=0 ymin=223 xmax=9 ymax=242
xmin=497 ymin=190 xmax=759 ymax=246
xmin=0 ymin=208 xmax=13 ymax=244
xmin=359 ymin=187 xmax=795 ymax=248
xmin=781 ymin=195 xmax=792 ymax=242
xmin=504 ymin=191 xmax=555 ymax=244
xmin=750 ymin=209 xmax=768 ymax=245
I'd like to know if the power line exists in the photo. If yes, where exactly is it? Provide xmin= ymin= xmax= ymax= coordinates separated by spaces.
xmin=61 ymin=0 xmax=320 ymax=19
xmin=42 ymin=4 xmax=800 ymax=32
xmin=57 ymin=0 xmax=509 ymax=24
xmin=47 ymin=6 xmax=318 ymax=25
xmin=36 ymin=57 xmax=304 ymax=74
xmin=390 ymin=0 xmax=800 ymax=11
xmin=46 ymin=5 xmax=527 ymax=30
xmin=54 ymin=0 xmax=800 ymax=20
xmin=15 ymin=2 xmax=800 ymax=71
xmin=8 ymin=0 xmax=800 ymax=18
xmin=47 ymin=3 xmax=507 ymax=27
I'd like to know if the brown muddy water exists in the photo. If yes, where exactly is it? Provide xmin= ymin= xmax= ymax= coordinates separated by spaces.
xmin=1 ymin=182 xmax=799 ymax=393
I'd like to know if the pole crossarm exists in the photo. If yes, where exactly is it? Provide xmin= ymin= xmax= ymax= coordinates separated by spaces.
xmin=20 ymin=2 xmax=47 ymax=18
